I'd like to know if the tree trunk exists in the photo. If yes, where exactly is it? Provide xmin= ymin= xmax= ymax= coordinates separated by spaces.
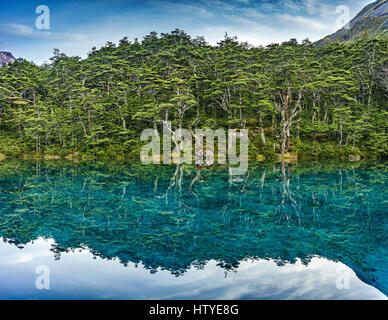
xmin=78 ymin=115 xmax=88 ymax=137
xmin=259 ymin=114 xmax=266 ymax=146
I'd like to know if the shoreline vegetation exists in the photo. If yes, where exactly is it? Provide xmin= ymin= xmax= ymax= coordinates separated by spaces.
xmin=0 ymin=150 xmax=373 ymax=164
xmin=0 ymin=150 xmax=367 ymax=163
xmin=0 ymin=30 xmax=387 ymax=162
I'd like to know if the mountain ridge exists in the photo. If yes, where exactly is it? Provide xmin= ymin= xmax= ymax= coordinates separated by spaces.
xmin=318 ymin=0 xmax=388 ymax=44
xmin=0 ymin=51 xmax=16 ymax=66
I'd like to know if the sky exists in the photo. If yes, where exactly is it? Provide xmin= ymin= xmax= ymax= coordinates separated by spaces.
xmin=0 ymin=0 xmax=374 ymax=64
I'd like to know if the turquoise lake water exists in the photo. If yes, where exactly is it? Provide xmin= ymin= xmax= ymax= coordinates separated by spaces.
xmin=0 ymin=160 xmax=386 ymax=299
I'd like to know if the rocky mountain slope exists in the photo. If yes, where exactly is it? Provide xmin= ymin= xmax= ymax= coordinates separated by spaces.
xmin=318 ymin=0 xmax=388 ymax=44
xmin=0 ymin=51 xmax=16 ymax=66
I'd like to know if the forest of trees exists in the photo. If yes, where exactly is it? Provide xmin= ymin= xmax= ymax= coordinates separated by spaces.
xmin=0 ymin=29 xmax=387 ymax=161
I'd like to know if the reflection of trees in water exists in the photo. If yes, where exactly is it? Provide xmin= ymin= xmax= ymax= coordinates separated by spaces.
xmin=276 ymin=161 xmax=302 ymax=226
xmin=0 ymin=160 xmax=387 ymax=291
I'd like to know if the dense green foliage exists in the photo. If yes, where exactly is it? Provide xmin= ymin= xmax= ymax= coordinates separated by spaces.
xmin=0 ymin=30 xmax=387 ymax=160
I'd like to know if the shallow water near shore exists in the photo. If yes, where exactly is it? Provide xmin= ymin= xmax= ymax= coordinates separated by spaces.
xmin=0 ymin=160 xmax=386 ymax=299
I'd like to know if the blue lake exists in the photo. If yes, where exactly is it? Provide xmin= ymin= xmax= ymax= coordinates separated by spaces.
xmin=0 ymin=160 xmax=386 ymax=300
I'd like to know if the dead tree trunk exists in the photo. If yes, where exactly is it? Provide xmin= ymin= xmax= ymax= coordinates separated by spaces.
xmin=276 ymin=87 xmax=303 ymax=157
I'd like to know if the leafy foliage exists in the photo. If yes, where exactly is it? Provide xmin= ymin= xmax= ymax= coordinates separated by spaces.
xmin=0 ymin=31 xmax=387 ymax=159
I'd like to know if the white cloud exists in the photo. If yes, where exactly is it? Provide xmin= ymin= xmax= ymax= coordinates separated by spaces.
xmin=157 ymin=3 xmax=214 ymax=18
xmin=234 ymin=0 xmax=251 ymax=4
xmin=0 ymin=24 xmax=86 ymax=41
xmin=278 ymin=14 xmax=335 ymax=32
xmin=224 ymin=15 xmax=267 ymax=31
xmin=239 ymin=7 xmax=265 ymax=19
xmin=199 ymin=0 xmax=236 ymax=12
xmin=300 ymin=0 xmax=336 ymax=18
xmin=281 ymin=0 xmax=303 ymax=12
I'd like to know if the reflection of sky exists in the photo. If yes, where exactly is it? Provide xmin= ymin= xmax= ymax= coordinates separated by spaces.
xmin=0 ymin=237 xmax=386 ymax=300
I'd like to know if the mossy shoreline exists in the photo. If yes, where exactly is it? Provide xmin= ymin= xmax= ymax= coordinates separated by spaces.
xmin=2 ymin=137 xmax=384 ymax=163
xmin=0 ymin=149 xmax=383 ymax=163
